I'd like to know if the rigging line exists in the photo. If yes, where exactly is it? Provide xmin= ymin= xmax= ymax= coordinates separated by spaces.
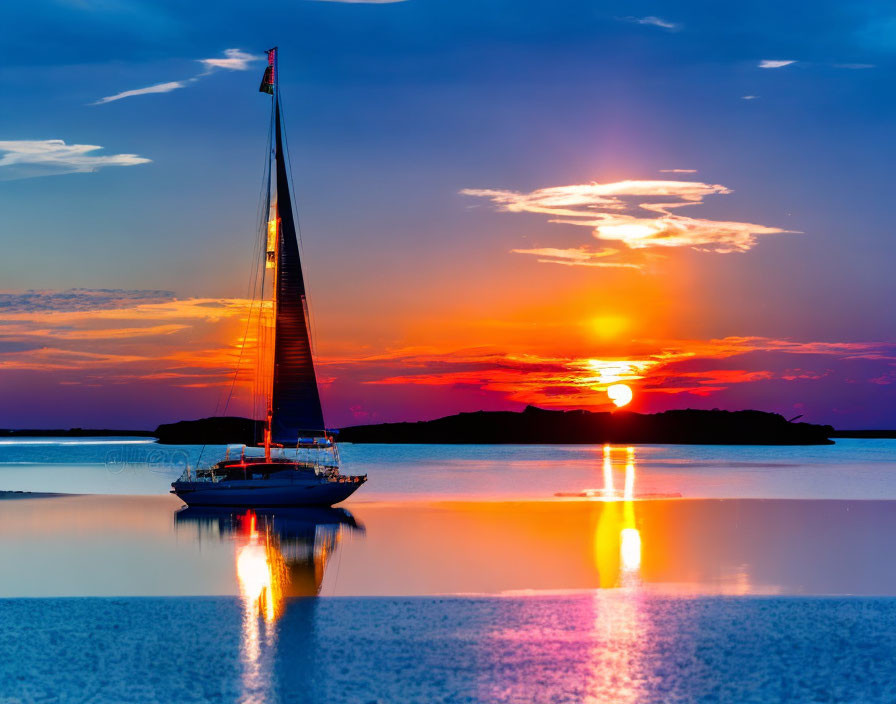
xmin=211 ymin=105 xmax=273 ymax=423
xmin=197 ymin=240 xmax=264 ymax=468
xmin=227 ymin=107 xmax=273 ymax=420
xmin=253 ymin=213 xmax=271 ymax=446
xmin=220 ymin=231 xmax=264 ymax=418
xmin=224 ymin=137 xmax=270 ymax=415
xmin=238 ymin=139 xmax=273 ymax=449
xmin=196 ymin=101 xmax=274 ymax=469
xmin=254 ymin=93 xmax=277 ymax=448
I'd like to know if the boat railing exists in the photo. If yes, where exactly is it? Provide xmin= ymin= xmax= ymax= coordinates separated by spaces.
xmin=328 ymin=473 xmax=366 ymax=483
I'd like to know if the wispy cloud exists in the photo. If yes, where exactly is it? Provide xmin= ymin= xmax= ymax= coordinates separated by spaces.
xmin=0 ymin=292 xmax=253 ymax=382
xmin=659 ymin=168 xmax=697 ymax=173
xmin=742 ymin=95 xmax=758 ymax=100
xmin=622 ymin=16 xmax=680 ymax=31
xmin=198 ymin=48 xmax=258 ymax=71
xmin=759 ymin=60 xmax=796 ymax=69
xmin=0 ymin=289 xmax=175 ymax=313
xmin=93 ymin=80 xmax=188 ymax=105
xmin=510 ymin=247 xmax=642 ymax=269
xmin=0 ymin=140 xmax=150 ymax=180
xmin=462 ymin=180 xmax=794 ymax=255
xmin=94 ymin=48 xmax=261 ymax=105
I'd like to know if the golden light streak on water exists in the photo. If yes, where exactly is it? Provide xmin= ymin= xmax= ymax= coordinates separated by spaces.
xmin=236 ymin=513 xmax=285 ymax=623
xmin=621 ymin=454 xmax=642 ymax=575
xmin=602 ymin=446 xmax=615 ymax=500
xmin=593 ymin=446 xmax=642 ymax=586
xmin=236 ymin=512 xmax=286 ymax=704
xmin=586 ymin=446 xmax=647 ymax=703
xmin=624 ymin=449 xmax=635 ymax=499
xmin=620 ymin=528 xmax=642 ymax=573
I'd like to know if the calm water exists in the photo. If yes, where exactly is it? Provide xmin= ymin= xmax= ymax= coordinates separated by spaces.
xmin=4 ymin=596 xmax=896 ymax=703
xmin=1 ymin=437 xmax=896 ymax=499
xmin=2 ymin=438 xmax=896 ymax=702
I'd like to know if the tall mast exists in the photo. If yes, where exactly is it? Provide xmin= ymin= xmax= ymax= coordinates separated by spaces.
xmin=258 ymin=48 xmax=326 ymax=453
xmin=262 ymin=48 xmax=278 ymax=461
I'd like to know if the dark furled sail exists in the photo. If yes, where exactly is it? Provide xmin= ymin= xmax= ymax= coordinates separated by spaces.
xmin=270 ymin=97 xmax=326 ymax=442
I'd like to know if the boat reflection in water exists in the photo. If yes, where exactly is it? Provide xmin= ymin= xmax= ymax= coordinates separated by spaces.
xmin=174 ymin=506 xmax=362 ymax=703
xmin=175 ymin=506 xmax=362 ymax=603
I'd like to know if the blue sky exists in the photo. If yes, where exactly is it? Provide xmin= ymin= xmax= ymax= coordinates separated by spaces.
xmin=1 ymin=0 xmax=895 ymax=428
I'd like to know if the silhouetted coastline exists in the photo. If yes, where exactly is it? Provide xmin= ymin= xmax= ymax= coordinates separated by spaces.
xmin=152 ymin=417 xmax=264 ymax=445
xmin=0 ymin=428 xmax=155 ymax=438
xmin=10 ymin=408 xmax=883 ymax=445
xmin=142 ymin=406 xmax=835 ymax=445
xmin=830 ymin=430 xmax=896 ymax=439
xmin=146 ymin=407 xmax=836 ymax=445
xmin=337 ymin=406 xmax=834 ymax=445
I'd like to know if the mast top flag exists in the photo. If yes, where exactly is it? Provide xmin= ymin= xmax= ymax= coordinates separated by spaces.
xmin=259 ymin=48 xmax=276 ymax=95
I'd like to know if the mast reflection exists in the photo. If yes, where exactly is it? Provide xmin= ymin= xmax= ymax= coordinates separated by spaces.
xmin=175 ymin=506 xmax=363 ymax=604
xmin=175 ymin=506 xmax=362 ymax=703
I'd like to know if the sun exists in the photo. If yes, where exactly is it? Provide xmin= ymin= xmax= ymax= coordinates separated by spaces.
xmin=607 ymin=383 xmax=633 ymax=408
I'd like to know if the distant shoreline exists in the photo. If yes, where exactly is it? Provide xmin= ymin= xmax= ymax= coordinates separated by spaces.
xmin=1 ymin=429 xmax=155 ymax=438
xmin=830 ymin=430 xmax=896 ymax=439
xmin=0 ymin=491 xmax=73 ymax=500
xmin=4 ymin=412 xmax=896 ymax=443
xmin=338 ymin=407 xmax=838 ymax=445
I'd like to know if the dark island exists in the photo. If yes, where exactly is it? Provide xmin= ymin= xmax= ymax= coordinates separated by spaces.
xmin=2 ymin=407 xmax=848 ymax=445
xmin=830 ymin=429 xmax=896 ymax=439
xmin=153 ymin=417 xmax=265 ymax=445
xmin=0 ymin=428 xmax=155 ymax=438
xmin=148 ymin=406 xmax=833 ymax=445
xmin=338 ymin=406 xmax=834 ymax=445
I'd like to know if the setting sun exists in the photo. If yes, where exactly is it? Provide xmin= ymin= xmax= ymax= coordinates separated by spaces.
xmin=607 ymin=383 xmax=634 ymax=408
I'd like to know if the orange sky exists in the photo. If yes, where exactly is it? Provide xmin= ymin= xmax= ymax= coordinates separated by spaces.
xmin=1 ymin=287 xmax=894 ymax=429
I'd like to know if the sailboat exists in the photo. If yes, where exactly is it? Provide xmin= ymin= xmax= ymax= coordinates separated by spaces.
xmin=171 ymin=48 xmax=366 ymax=508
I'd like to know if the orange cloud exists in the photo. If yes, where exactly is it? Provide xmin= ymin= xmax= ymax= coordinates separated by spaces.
xmin=0 ymin=347 xmax=152 ymax=372
xmin=327 ymin=338 xmax=896 ymax=411
xmin=0 ymin=323 xmax=189 ymax=340
xmin=0 ymin=291 xmax=255 ymax=389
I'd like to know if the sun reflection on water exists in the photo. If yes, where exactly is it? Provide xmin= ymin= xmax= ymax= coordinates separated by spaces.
xmin=236 ymin=512 xmax=285 ymax=624
xmin=593 ymin=446 xmax=642 ymax=587
xmin=602 ymin=445 xmax=615 ymax=499
xmin=235 ymin=511 xmax=285 ymax=704
xmin=587 ymin=446 xmax=647 ymax=702
xmin=188 ymin=508 xmax=356 ymax=704
xmin=620 ymin=527 xmax=642 ymax=573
